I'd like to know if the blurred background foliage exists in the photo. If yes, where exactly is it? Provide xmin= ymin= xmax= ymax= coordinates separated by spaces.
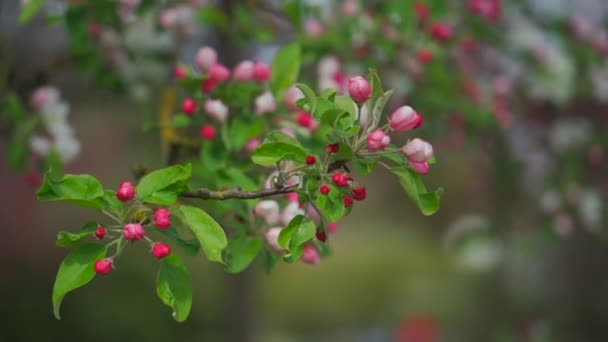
xmin=1 ymin=0 xmax=608 ymax=341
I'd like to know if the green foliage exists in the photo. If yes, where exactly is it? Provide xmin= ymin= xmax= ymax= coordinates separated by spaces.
xmin=225 ymin=235 xmax=263 ymax=273
xmin=270 ymin=43 xmax=301 ymax=100
xmin=19 ymin=0 xmax=46 ymax=24
xmin=56 ymin=222 xmax=99 ymax=248
xmin=178 ymin=205 xmax=228 ymax=264
xmin=37 ymin=174 xmax=106 ymax=210
xmin=156 ymin=253 xmax=192 ymax=322
xmin=315 ymin=185 xmax=346 ymax=222
xmin=390 ymin=167 xmax=443 ymax=216
xmin=251 ymin=142 xmax=308 ymax=166
xmin=52 ymin=243 xmax=107 ymax=319
xmin=137 ymin=164 xmax=192 ymax=205
xmin=278 ymin=215 xmax=316 ymax=261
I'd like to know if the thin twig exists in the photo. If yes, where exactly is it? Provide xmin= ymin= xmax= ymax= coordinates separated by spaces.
xmin=180 ymin=185 xmax=298 ymax=200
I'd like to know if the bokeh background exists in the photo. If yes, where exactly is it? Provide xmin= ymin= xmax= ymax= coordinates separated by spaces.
xmin=2 ymin=0 xmax=608 ymax=341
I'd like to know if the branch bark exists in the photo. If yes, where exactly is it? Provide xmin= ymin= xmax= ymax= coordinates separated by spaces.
xmin=180 ymin=185 xmax=297 ymax=200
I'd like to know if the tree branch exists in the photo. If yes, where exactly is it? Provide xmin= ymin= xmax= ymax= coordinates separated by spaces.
xmin=180 ymin=185 xmax=297 ymax=200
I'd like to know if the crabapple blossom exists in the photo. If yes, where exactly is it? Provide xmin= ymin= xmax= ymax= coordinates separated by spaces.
xmin=320 ymin=185 xmax=330 ymax=195
xmin=343 ymin=196 xmax=354 ymax=208
xmin=367 ymin=129 xmax=391 ymax=151
xmin=245 ymin=138 xmax=262 ymax=152
xmin=95 ymin=226 xmax=107 ymax=240
xmin=233 ymin=60 xmax=255 ymax=81
xmin=348 ymin=76 xmax=371 ymax=103
xmin=116 ymin=181 xmax=135 ymax=202
xmin=351 ymin=187 xmax=366 ymax=201
xmin=154 ymin=209 xmax=171 ymax=229
xmin=182 ymin=97 xmax=197 ymax=115
xmin=199 ymin=125 xmax=216 ymax=140
xmin=204 ymin=99 xmax=228 ymax=123
xmin=254 ymin=200 xmax=280 ymax=225
xmin=327 ymin=143 xmax=339 ymax=154
xmin=281 ymin=202 xmax=305 ymax=226
xmin=94 ymin=259 xmax=113 ymax=275
xmin=255 ymin=91 xmax=276 ymax=115
xmin=152 ymin=243 xmax=172 ymax=259
xmin=195 ymin=46 xmax=217 ymax=71
xmin=305 ymin=18 xmax=324 ymax=37
xmin=265 ymin=227 xmax=283 ymax=252
xmin=252 ymin=62 xmax=271 ymax=82
xmin=389 ymin=106 xmax=423 ymax=131
xmin=429 ymin=22 xmax=453 ymax=41
xmin=301 ymin=244 xmax=320 ymax=264
xmin=123 ymin=223 xmax=145 ymax=241
xmin=208 ymin=64 xmax=231 ymax=83
xmin=305 ymin=155 xmax=316 ymax=165
xmin=332 ymin=173 xmax=350 ymax=187
xmin=284 ymin=85 xmax=304 ymax=111
xmin=409 ymin=161 xmax=430 ymax=175
xmin=402 ymin=138 xmax=434 ymax=163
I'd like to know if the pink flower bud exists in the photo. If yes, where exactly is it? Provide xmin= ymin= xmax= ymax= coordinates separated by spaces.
xmin=233 ymin=60 xmax=255 ymax=81
xmin=201 ymin=78 xmax=218 ymax=93
xmin=265 ymin=227 xmax=283 ymax=252
xmin=255 ymin=90 xmax=276 ymax=115
xmin=199 ymin=125 xmax=216 ymax=140
xmin=94 ymin=258 xmax=113 ymax=275
xmin=327 ymin=222 xmax=338 ymax=234
xmin=304 ymin=18 xmax=324 ymax=37
xmin=159 ymin=8 xmax=178 ymax=29
xmin=195 ymin=46 xmax=217 ymax=71
xmin=254 ymin=200 xmax=280 ymax=225
xmin=429 ymin=22 xmax=453 ymax=42
xmin=320 ymin=185 xmax=330 ymax=195
xmin=152 ymin=243 xmax=172 ymax=259
xmin=367 ymin=129 xmax=391 ymax=151
xmin=174 ymin=65 xmax=186 ymax=79
xmin=209 ymin=64 xmax=231 ymax=83
xmin=284 ymin=85 xmax=305 ymax=111
xmin=351 ymin=186 xmax=366 ymax=201
xmin=116 ymin=181 xmax=135 ymax=202
xmin=389 ymin=106 xmax=423 ymax=131
xmin=204 ymin=99 xmax=228 ymax=123
xmin=409 ymin=161 xmax=430 ymax=175
xmin=301 ymin=244 xmax=320 ymax=264
xmin=182 ymin=97 xmax=197 ymax=115
xmin=244 ymin=138 xmax=262 ymax=152
xmin=281 ymin=127 xmax=297 ymax=138
xmin=154 ymin=208 xmax=171 ymax=229
xmin=123 ymin=223 xmax=145 ymax=241
xmin=95 ymin=226 xmax=107 ymax=240
xmin=348 ymin=76 xmax=371 ymax=103
xmin=281 ymin=202 xmax=305 ymax=226
xmin=253 ymin=62 xmax=271 ymax=82
xmin=296 ymin=111 xmax=314 ymax=128
xmin=402 ymin=138 xmax=434 ymax=163
xmin=287 ymin=192 xmax=300 ymax=204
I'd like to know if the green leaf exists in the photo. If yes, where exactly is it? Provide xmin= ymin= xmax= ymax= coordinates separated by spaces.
xmin=56 ymin=221 xmax=99 ymax=248
xmin=334 ymin=143 xmax=353 ymax=161
xmin=156 ymin=253 xmax=192 ymax=322
xmin=1 ymin=93 xmax=28 ymax=123
xmin=8 ymin=141 xmax=28 ymax=171
xmin=52 ymin=243 xmax=107 ymax=319
xmin=19 ymin=0 xmax=46 ymax=24
xmin=270 ymin=43 xmax=301 ymax=100
xmin=369 ymin=89 xmax=394 ymax=132
xmin=315 ymin=185 xmax=345 ymax=222
xmin=390 ymin=166 xmax=442 ymax=216
xmin=137 ymin=164 xmax=192 ymax=205
xmin=266 ymin=130 xmax=303 ymax=147
xmin=367 ymin=69 xmax=384 ymax=101
xmin=251 ymin=142 xmax=308 ymax=166
xmin=161 ymin=227 xmax=201 ymax=257
xmin=352 ymin=158 xmax=378 ymax=175
xmin=171 ymin=114 xmax=192 ymax=128
xmin=197 ymin=6 xmax=229 ymax=29
xmin=37 ymin=174 xmax=105 ymax=210
xmin=277 ymin=215 xmax=316 ymax=251
xmin=334 ymin=96 xmax=358 ymax=119
xmin=179 ymin=205 xmax=228 ymax=264
xmin=295 ymin=83 xmax=317 ymax=114
xmin=225 ymin=235 xmax=263 ymax=273
xmin=227 ymin=117 xmax=265 ymax=151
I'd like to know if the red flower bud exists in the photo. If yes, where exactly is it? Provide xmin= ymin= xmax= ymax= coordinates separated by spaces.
xmin=116 ymin=181 xmax=135 ymax=202
xmin=301 ymin=244 xmax=320 ymax=264
xmin=316 ymin=229 xmax=327 ymax=242
xmin=351 ymin=186 xmax=366 ymax=201
xmin=152 ymin=243 xmax=172 ymax=259
xmin=410 ymin=161 xmax=430 ymax=175
xmin=296 ymin=111 xmax=314 ymax=128
xmin=416 ymin=50 xmax=434 ymax=64
xmin=332 ymin=173 xmax=350 ymax=187
xmin=154 ymin=208 xmax=171 ymax=229
xmin=429 ymin=22 xmax=453 ymax=42
xmin=320 ymin=185 xmax=331 ymax=195
xmin=123 ymin=223 xmax=145 ymax=241
xmin=305 ymin=155 xmax=316 ymax=165
xmin=199 ymin=125 xmax=216 ymax=140
xmin=414 ymin=2 xmax=430 ymax=21
xmin=182 ymin=97 xmax=196 ymax=115
xmin=326 ymin=143 xmax=340 ymax=154
xmin=174 ymin=66 xmax=186 ymax=79
xmin=95 ymin=226 xmax=107 ymax=240
xmin=94 ymin=258 xmax=113 ymax=275
xmin=202 ymin=77 xmax=217 ymax=93
xmin=343 ymin=196 xmax=354 ymax=208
